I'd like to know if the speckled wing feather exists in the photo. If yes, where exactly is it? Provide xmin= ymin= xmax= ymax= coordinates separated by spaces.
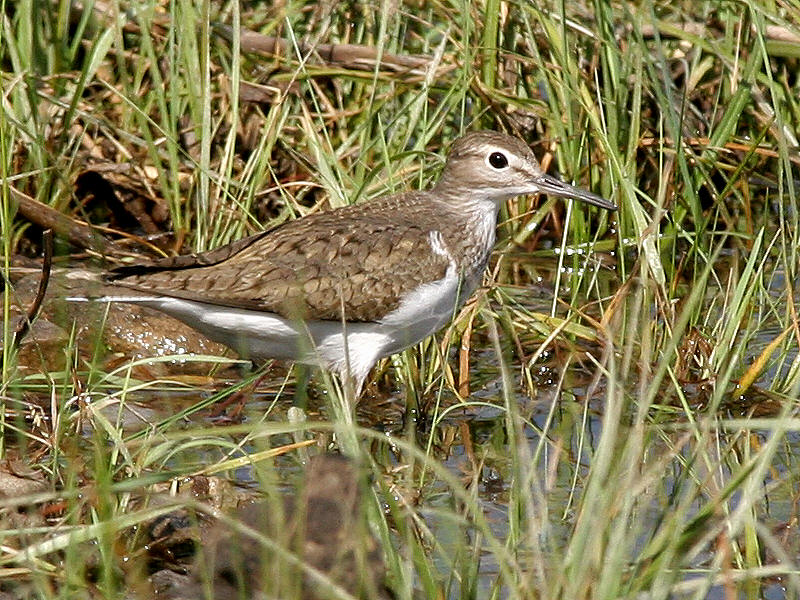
xmin=108 ymin=193 xmax=453 ymax=322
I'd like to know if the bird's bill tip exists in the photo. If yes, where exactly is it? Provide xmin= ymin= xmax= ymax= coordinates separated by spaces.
xmin=535 ymin=174 xmax=617 ymax=211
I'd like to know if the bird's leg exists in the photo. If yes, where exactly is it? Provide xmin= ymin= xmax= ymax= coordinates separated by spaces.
xmin=292 ymin=363 xmax=311 ymax=410
xmin=336 ymin=286 xmax=361 ymax=407
xmin=341 ymin=370 xmax=365 ymax=405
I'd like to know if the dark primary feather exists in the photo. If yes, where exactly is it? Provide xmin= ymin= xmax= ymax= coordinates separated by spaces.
xmin=108 ymin=192 xmax=453 ymax=322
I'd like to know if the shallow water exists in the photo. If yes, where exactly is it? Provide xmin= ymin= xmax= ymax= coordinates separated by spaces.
xmin=5 ymin=248 xmax=800 ymax=598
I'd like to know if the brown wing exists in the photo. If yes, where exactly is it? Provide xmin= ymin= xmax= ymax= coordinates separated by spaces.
xmin=108 ymin=231 xmax=272 ymax=274
xmin=108 ymin=193 xmax=452 ymax=322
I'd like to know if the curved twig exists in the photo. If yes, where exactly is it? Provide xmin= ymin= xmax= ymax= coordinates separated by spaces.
xmin=10 ymin=230 xmax=54 ymax=352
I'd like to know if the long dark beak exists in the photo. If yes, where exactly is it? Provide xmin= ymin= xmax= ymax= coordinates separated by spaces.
xmin=535 ymin=173 xmax=617 ymax=211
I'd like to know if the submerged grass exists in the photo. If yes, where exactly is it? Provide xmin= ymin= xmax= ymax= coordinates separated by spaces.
xmin=2 ymin=0 xmax=800 ymax=598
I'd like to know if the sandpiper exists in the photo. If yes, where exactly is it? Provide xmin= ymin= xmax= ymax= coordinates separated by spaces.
xmin=98 ymin=131 xmax=616 ymax=397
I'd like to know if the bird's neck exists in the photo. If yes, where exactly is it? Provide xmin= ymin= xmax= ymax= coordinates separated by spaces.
xmin=432 ymin=179 xmax=503 ymax=213
xmin=432 ymin=192 xmax=500 ymax=287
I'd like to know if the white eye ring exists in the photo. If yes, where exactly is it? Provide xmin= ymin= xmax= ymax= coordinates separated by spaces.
xmin=487 ymin=151 xmax=509 ymax=169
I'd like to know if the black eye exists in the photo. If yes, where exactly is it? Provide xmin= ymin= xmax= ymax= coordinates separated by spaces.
xmin=488 ymin=152 xmax=508 ymax=169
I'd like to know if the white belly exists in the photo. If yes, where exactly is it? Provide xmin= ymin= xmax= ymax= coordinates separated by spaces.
xmin=105 ymin=259 xmax=470 ymax=388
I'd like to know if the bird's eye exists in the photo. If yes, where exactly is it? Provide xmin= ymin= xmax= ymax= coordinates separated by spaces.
xmin=488 ymin=152 xmax=509 ymax=169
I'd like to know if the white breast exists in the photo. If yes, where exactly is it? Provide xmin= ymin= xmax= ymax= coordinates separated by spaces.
xmin=375 ymin=230 xmax=462 ymax=354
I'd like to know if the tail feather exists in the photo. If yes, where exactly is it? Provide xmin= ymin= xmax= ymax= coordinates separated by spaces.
xmin=66 ymin=294 xmax=161 ymax=303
